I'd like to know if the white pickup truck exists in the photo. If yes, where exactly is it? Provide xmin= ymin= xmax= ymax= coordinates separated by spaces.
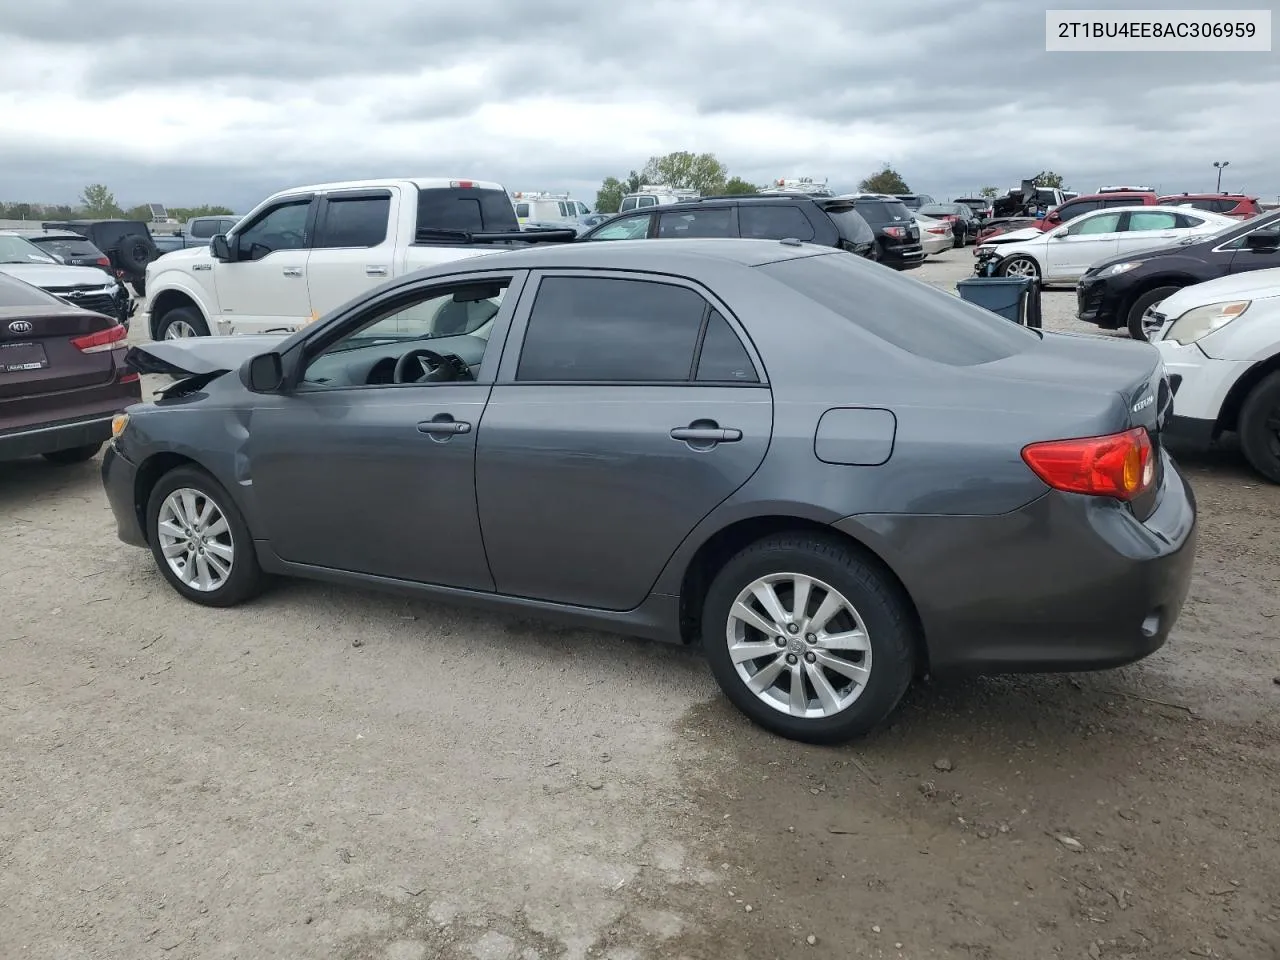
xmin=141 ymin=178 xmax=574 ymax=340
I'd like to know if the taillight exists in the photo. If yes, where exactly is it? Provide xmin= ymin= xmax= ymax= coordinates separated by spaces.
xmin=71 ymin=323 xmax=128 ymax=354
xmin=1021 ymin=427 xmax=1155 ymax=501
xmin=450 ymin=180 xmax=474 ymax=189
xmin=97 ymin=257 xmax=111 ymax=267
xmin=119 ymin=372 xmax=140 ymax=383
xmin=883 ymin=226 xmax=905 ymax=238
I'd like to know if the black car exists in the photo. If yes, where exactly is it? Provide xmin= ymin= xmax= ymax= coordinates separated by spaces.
xmin=1077 ymin=211 xmax=1280 ymax=340
xmin=39 ymin=219 xmax=161 ymax=297
xmin=19 ymin=230 xmax=114 ymax=273
xmin=841 ymin=195 xmax=926 ymax=269
xmin=580 ymin=194 xmax=878 ymax=260
xmin=919 ymin=203 xmax=981 ymax=247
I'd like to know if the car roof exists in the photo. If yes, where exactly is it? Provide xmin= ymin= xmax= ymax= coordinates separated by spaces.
xmin=422 ymin=237 xmax=833 ymax=273
xmin=1158 ymin=193 xmax=1256 ymax=201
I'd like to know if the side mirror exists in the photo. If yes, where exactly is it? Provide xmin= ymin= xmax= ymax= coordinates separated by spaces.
xmin=240 ymin=352 xmax=284 ymax=393
xmin=210 ymin=234 xmax=233 ymax=261
xmin=1245 ymin=227 xmax=1280 ymax=252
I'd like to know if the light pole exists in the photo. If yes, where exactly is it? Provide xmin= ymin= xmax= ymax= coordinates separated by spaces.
xmin=1214 ymin=161 xmax=1230 ymax=192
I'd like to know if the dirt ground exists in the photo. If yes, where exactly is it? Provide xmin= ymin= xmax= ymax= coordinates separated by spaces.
xmin=1 ymin=253 xmax=1277 ymax=960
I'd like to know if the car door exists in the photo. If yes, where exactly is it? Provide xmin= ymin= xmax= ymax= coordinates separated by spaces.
xmin=1115 ymin=209 xmax=1182 ymax=255
xmin=1043 ymin=210 xmax=1123 ymax=280
xmin=305 ymin=189 xmax=397 ymax=323
xmin=214 ymin=195 xmax=316 ymax=334
xmin=246 ymin=269 xmax=526 ymax=589
xmin=475 ymin=272 xmax=772 ymax=610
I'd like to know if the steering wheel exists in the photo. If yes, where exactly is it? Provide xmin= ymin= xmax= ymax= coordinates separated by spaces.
xmin=393 ymin=348 xmax=454 ymax=384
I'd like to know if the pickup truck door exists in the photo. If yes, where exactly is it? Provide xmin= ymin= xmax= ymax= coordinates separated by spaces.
xmin=304 ymin=189 xmax=399 ymax=321
xmin=214 ymin=195 xmax=316 ymax=335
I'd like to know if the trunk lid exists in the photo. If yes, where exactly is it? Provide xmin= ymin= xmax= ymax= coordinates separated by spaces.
xmin=0 ymin=304 xmax=120 ymax=400
xmin=126 ymin=334 xmax=290 ymax=377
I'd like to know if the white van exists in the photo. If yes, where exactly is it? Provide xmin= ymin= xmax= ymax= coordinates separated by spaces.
xmin=513 ymin=192 xmax=589 ymax=224
xmin=618 ymin=185 xmax=699 ymax=213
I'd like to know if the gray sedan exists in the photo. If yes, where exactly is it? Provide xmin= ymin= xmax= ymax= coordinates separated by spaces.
xmin=103 ymin=239 xmax=1197 ymax=743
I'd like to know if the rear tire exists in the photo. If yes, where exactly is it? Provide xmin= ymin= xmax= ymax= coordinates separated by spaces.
xmin=701 ymin=533 xmax=916 ymax=744
xmin=155 ymin=306 xmax=210 ymax=340
xmin=1238 ymin=372 xmax=1280 ymax=484
xmin=1125 ymin=285 xmax=1182 ymax=341
xmin=42 ymin=443 xmax=101 ymax=464
xmin=145 ymin=466 xmax=266 ymax=606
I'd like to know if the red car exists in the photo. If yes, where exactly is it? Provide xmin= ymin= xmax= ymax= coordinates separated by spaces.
xmin=0 ymin=271 xmax=140 ymax=464
xmin=1157 ymin=193 xmax=1262 ymax=220
xmin=974 ymin=217 xmax=1037 ymax=245
xmin=1033 ymin=191 xmax=1158 ymax=231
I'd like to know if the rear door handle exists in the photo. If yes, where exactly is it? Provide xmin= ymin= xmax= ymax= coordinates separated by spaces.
xmin=365 ymin=265 xmax=388 ymax=277
xmin=670 ymin=426 xmax=742 ymax=443
xmin=417 ymin=419 xmax=471 ymax=436
xmin=282 ymin=267 xmax=303 ymax=278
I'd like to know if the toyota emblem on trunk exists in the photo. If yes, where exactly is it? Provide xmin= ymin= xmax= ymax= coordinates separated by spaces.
xmin=8 ymin=320 xmax=33 ymax=334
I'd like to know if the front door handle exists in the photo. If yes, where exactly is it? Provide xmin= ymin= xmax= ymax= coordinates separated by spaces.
xmin=282 ymin=267 xmax=303 ymax=278
xmin=670 ymin=425 xmax=742 ymax=443
xmin=417 ymin=418 xmax=471 ymax=436
xmin=365 ymin=265 xmax=389 ymax=277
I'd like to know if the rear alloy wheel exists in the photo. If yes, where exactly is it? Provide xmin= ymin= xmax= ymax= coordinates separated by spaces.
xmin=702 ymin=533 xmax=916 ymax=744
xmin=146 ymin=466 xmax=266 ymax=606
xmin=999 ymin=255 xmax=1040 ymax=279
xmin=42 ymin=443 xmax=101 ymax=464
xmin=1238 ymin=371 xmax=1280 ymax=484
xmin=156 ymin=306 xmax=210 ymax=340
xmin=1125 ymin=285 xmax=1182 ymax=341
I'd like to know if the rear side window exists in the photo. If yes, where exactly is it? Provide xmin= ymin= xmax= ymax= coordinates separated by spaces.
xmin=517 ymin=277 xmax=708 ymax=382
xmin=1067 ymin=212 xmax=1121 ymax=235
xmin=696 ymin=311 xmax=758 ymax=382
xmin=416 ymin=186 xmax=518 ymax=233
xmin=189 ymin=219 xmax=218 ymax=239
xmin=588 ymin=214 xmax=651 ymax=241
xmin=822 ymin=206 xmax=875 ymax=245
xmin=657 ymin=208 xmax=733 ymax=238
xmin=515 ymin=203 xmax=530 ymax=218
xmin=1125 ymin=211 xmax=1178 ymax=232
xmin=314 ymin=194 xmax=391 ymax=248
xmin=739 ymin=205 xmax=815 ymax=241
xmin=758 ymin=253 xmax=1038 ymax=366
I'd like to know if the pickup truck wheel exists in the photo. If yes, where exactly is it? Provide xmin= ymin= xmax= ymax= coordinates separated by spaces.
xmin=1238 ymin=372 xmax=1280 ymax=484
xmin=157 ymin=306 xmax=210 ymax=340
xmin=1125 ymin=286 xmax=1181 ymax=341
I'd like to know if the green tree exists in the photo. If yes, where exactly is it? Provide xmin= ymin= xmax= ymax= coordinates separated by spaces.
xmin=639 ymin=151 xmax=729 ymax=195
xmin=595 ymin=177 xmax=624 ymax=214
xmin=721 ymin=176 xmax=758 ymax=196
xmin=979 ymin=186 xmax=1000 ymax=199
xmin=80 ymin=184 xmax=122 ymax=217
xmin=1033 ymin=171 xmax=1064 ymax=189
xmin=125 ymin=204 xmax=154 ymax=222
xmin=858 ymin=165 xmax=910 ymax=194
xmin=169 ymin=204 xmax=235 ymax=220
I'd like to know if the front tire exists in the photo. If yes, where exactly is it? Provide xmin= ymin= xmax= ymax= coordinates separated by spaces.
xmin=1125 ymin=285 xmax=1182 ymax=341
xmin=155 ymin=306 xmax=210 ymax=340
xmin=702 ymin=533 xmax=916 ymax=744
xmin=145 ymin=466 xmax=266 ymax=606
xmin=1239 ymin=372 xmax=1280 ymax=484
xmin=42 ymin=443 xmax=101 ymax=464
xmin=998 ymin=255 xmax=1040 ymax=279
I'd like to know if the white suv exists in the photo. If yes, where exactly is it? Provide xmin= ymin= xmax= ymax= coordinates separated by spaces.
xmin=1150 ymin=266 xmax=1280 ymax=482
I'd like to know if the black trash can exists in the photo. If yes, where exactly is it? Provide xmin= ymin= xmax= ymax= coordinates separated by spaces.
xmin=956 ymin=276 xmax=1042 ymax=329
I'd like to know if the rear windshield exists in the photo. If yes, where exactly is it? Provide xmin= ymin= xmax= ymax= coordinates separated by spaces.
xmin=820 ymin=205 xmax=875 ymax=244
xmin=896 ymin=196 xmax=924 ymax=209
xmin=0 ymin=272 xmax=62 ymax=307
xmin=852 ymin=199 xmax=914 ymax=224
xmin=33 ymin=237 xmax=102 ymax=258
xmin=757 ymin=253 xmax=1039 ymax=366
xmin=415 ymin=186 xmax=519 ymax=233
xmin=919 ymin=204 xmax=958 ymax=217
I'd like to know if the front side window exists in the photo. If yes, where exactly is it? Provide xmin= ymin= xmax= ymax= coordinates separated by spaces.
xmin=1067 ymin=212 xmax=1122 ymax=236
xmin=1125 ymin=211 xmax=1178 ymax=232
xmin=657 ymin=207 xmax=733 ymax=238
xmin=517 ymin=276 xmax=710 ymax=382
xmin=314 ymin=195 xmax=391 ymax=248
xmin=588 ymin=215 xmax=651 ymax=241
xmin=236 ymin=199 xmax=312 ymax=259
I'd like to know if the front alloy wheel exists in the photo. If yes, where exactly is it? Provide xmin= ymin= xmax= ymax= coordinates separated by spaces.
xmin=156 ymin=488 xmax=236 ymax=591
xmin=1000 ymin=255 xmax=1040 ymax=278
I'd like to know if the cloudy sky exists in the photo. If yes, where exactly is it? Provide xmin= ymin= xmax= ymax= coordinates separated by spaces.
xmin=2 ymin=0 xmax=1277 ymax=212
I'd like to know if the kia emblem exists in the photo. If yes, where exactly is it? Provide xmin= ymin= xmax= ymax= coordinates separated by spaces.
xmin=8 ymin=320 xmax=33 ymax=334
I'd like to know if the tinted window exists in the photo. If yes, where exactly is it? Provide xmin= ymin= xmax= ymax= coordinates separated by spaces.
xmin=739 ymin=205 xmax=815 ymax=241
xmin=619 ymin=197 xmax=639 ymax=212
xmin=696 ymin=311 xmax=758 ymax=382
xmin=0 ymin=271 xmax=63 ymax=307
xmin=188 ymin=219 xmax=218 ymax=239
xmin=1174 ymin=213 xmax=1207 ymax=229
xmin=32 ymin=237 xmax=101 ymax=258
xmin=1058 ymin=200 xmax=1100 ymax=220
xmin=1102 ymin=197 xmax=1140 ymax=208
xmin=588 ymin=214 xmax=651 ymax=241
xmin=657 ymin=207 xmax=733 ymax=238
xmin=517 ymin=277 xmax=706 ymax=382
xmin=236 ymin=199 xmax=312 ymax=257
xmin=758 ymin=253 xmax=1038 ymax=367
xmin=1125 ymin=211 xmax=1178 ymax=232
xmin=0 ymin=235 xmax=58 ymax=264
xmin=823 ymin=206 xmax=875 ymax=245
xmin=853 ymin=200 xmax=913 ymax=224
xmin=315 ymin=195 xmax=390 ymax=248
xmin=1067 ymin=212 xmax=1122 ymax=235
xmin=416 ymin=186 xmax=518 ymax=233
xmin=515 ymin=203 xmax=530 ymax=218
xmin=1212 ymin=199 xmax=1240 ymax=213
xmin=637 ymin=196 xmax=657 ymax=208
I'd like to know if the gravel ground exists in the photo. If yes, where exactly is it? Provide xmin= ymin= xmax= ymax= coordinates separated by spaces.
xmin=2 ymin=253 xmax=1278 ymax=960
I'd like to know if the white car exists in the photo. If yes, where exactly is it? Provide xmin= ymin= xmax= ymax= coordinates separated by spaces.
xmin=1151 ymin=266 xmax=1280 ymax=482
xmin=977 ymin=206 xmax=1236 ymax=285
xmin=914 ymin=214 xmax=952 ymax=256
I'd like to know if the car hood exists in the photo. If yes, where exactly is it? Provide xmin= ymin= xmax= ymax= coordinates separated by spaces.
xmin=126 ymin=334 xmax=289 ymax=377
xmin=1153 ymin=266 xmax=1280 ymax=318
xmin=151 ymin=245 xmax=213 ymax=266
xmin=983 ymin=228 xmax=1042 ymax=244
xmin=0 ymin=262 xmax=116 ymax=287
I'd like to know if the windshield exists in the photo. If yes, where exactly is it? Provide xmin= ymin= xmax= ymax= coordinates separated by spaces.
xmin=0 ymin=235 xmax=58 ymax=264
xmin=1197 ymin=208 xmax=1280 ymax=246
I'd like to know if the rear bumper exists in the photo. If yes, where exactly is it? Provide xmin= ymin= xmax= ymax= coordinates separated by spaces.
xmin=0 ymin=413 xmax=114 ymax=461
xmin=101 ymin=443 xmax=148 ymax=547
xmin=838 ymin=456 xmax=1197 ymax=674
